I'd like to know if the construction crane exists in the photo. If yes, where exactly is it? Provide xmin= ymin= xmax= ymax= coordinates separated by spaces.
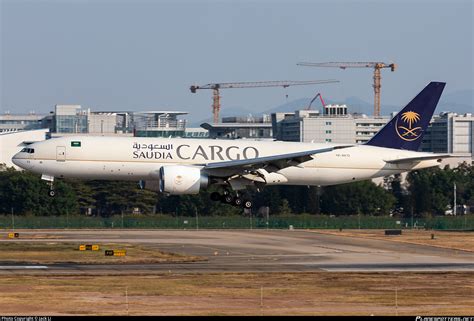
xmin=306 ymin=93 xmax=326 ymax=110
xmin=190 ymin=79 xmax=339 ymax=124
xmin=297 ymin=62 xmax=396 ymax=117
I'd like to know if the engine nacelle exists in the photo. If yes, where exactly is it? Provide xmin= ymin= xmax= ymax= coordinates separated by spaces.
xmin=159 ymin=165 xmax=209 ymax=195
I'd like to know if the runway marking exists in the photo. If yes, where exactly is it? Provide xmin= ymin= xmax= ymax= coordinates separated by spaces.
xmin=0 ymin=266 xmax=48 ymax=269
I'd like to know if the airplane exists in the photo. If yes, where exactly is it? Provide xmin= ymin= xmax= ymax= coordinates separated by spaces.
xmin=12 ymin=82 xmax=450 ymax=209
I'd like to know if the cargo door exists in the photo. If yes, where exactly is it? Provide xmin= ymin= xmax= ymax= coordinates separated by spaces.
xmin=56 ymin=146 xmax=66 ymax=162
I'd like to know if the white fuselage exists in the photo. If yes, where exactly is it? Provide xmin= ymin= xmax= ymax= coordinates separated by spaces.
xmin=12 ymin=136 xmax=441 ymax=186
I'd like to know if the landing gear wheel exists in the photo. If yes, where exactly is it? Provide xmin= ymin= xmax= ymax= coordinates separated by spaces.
xmin=233 ymin=197 xmax=243 ymax=207
xmin=210 ymin=192 xmax=221 ymax=201
xmin=243 ymin=200 xmax=252 ymax=209
xmin=48 ymin=190 xmax=56 ymax=197
xmin=222 ymin=194 xmax=234 ymax=204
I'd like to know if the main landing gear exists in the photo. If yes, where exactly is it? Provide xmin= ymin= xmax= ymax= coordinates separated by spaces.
xmin=210 ymin=190 xmax=253 ymax=209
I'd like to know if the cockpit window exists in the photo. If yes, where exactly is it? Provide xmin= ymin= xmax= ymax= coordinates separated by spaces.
xmin=20 ymin=148 xmax=35 ymax=154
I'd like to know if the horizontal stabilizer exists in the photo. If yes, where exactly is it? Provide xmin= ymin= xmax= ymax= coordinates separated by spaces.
xmin=384 ymin=154 xmax=451 ymax=164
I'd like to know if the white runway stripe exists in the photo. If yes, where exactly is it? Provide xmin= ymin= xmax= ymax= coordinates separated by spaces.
xmin=0 ymin=266 xmax=48 ymax=269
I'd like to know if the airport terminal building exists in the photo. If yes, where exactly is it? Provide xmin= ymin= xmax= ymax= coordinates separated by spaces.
xmin=0 ymin=112 xmax=51 ymax=133
xmin=201 ymin=115 xmax=273 ymax=139
xmin=271 ymin=105 xmax=389 ymax=144
xmin=52 ymin=105 xmax=190 ymax=137
xmin=421 ymin=112 xmax=474 ymax=155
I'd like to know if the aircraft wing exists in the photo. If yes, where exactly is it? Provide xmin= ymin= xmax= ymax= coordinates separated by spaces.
xmin=202 ymin=145 xmax=350 ymax=175
xmin=384 ymin=154 xmax=452 ymax=164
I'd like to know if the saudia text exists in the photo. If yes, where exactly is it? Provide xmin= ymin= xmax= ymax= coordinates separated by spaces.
xmin=132 ymin=143 xmax=259 ymax=161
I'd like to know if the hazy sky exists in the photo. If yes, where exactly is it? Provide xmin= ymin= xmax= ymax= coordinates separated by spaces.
xmin=1 ymin=0 xmax=472 ymax=121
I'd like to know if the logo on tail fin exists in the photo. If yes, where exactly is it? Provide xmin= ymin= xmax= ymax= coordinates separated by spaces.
xmin=395 ymin=111 xmax=422 ymax=141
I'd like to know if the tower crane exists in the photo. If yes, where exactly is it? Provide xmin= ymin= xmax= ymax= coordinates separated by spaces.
xmin=190 ymin=79 xmax=339 ymax=124
xmin=297 ymin=62 xmax=396 ymax=117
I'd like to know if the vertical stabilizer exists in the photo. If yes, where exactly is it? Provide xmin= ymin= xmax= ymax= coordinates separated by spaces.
xmin=366 ymin=82 xmax=445 ymax=151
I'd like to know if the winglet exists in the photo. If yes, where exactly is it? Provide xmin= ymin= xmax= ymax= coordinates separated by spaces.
xmin=366 ymin=82 xmax=446 ymax=151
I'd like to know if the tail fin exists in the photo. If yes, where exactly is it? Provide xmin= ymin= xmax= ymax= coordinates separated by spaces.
xmin=366 ymin=82 xmax=446 ymax=151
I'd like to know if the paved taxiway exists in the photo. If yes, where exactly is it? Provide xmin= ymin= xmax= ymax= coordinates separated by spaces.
xmin=1 ymin=229 xmax=473 ymax=274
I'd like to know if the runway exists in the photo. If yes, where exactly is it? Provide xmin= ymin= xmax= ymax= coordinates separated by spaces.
xmin=1 ymin=229 xmax=474 ymax=274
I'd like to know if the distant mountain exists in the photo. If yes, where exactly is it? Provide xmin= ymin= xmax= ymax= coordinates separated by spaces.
xmin=437 ymin=89 xmax=473 ymax=114
xmin=261 ymin=89 xmax=473 ymax=116
xmin=261 ymin=98 xmax=312 ymax=114
xmin=189 ymin=106 xmax=254 ymax=127
xmin=440 ymin=89 xmax=474 ymax=105
xmin=189 ymin=89 xmax=473 ymax=125
xmin=261 ymin=97 xmax=399 ymax=116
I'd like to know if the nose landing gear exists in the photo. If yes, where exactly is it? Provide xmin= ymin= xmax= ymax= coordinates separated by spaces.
xmin=47 ymin=181 xmax=56 ymax=197
xmin=41 ymin=174 xmax=56 ymax=197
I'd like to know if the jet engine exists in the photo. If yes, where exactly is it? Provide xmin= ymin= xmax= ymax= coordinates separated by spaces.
xmin=159 ymin=165 xmax=209 ymax=195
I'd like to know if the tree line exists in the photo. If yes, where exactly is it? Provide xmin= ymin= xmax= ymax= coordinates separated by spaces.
xmin=0 ymin=163 xmax=472 ymax=217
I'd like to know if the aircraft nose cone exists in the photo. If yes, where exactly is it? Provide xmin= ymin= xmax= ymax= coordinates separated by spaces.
xmin=12 ymin=152 xmax=29 ymax=169
xmin=12 ymin=154 xmax=20 ymax=166
xmin=11 ymin=153 xmax=21 ymax=166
